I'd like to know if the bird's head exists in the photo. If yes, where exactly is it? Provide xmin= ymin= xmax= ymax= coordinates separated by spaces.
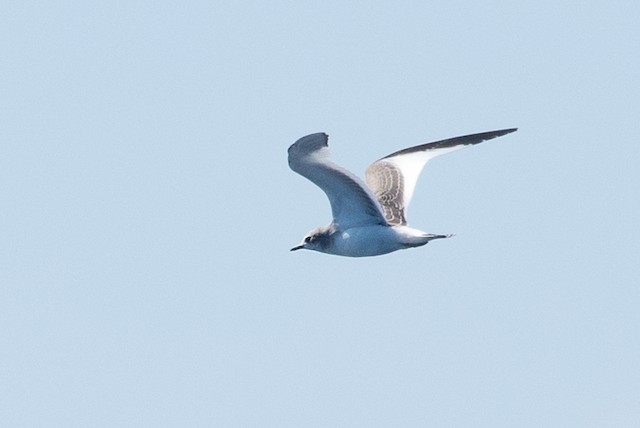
xmin=290 ymin=225 xmax=334 ymax=253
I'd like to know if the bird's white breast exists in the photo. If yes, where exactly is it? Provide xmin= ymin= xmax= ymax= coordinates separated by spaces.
xmin=328 ymin=225 xmax=406 ymax=257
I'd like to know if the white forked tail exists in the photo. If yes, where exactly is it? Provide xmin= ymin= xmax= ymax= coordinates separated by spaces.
xmin=394 ymin=227 xmax=454 ymax=248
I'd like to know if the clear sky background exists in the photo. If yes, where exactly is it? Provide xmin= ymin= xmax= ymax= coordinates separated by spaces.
xmin=2 ymin=1 xmax=639 ymax=426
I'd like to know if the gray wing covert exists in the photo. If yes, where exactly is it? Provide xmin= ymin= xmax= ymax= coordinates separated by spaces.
xmin=365 ymin=160 xmax=407 ymax=226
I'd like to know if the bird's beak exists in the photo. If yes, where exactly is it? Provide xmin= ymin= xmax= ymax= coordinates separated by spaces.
xmin=290 ymin=244 xmax=305 ymax=251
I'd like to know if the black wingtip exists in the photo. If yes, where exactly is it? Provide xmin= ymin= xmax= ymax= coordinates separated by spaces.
xmin=494 ymin=127 xmax=518 ymax=136
xmin=458 ymin=127 xmax=517 ymax=142
xmin=381 ymin=127 xmax=517 ymax=159
xmin=288 ymin=132 xmax=330 ymax=156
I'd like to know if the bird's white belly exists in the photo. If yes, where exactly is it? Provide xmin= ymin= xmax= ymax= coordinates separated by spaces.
xmin=329 ymin=225 xmax=406 ymax=257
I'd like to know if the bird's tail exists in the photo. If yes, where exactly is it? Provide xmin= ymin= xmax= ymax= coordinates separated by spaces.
xmin=424 ymin=233 xmax=455 ymax=240
xmin=396 ymin=227 xmax=454 ymax=248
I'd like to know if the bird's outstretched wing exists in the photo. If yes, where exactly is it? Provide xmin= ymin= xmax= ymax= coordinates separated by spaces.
xmin=365 ymin=128 xmax=517 ymax=225
xmin=288 ymin=133 xmax=387 ymax=229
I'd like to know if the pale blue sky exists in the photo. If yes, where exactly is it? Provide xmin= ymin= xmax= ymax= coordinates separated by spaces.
xmin=2 ymin=1 xmax=639 ymax=426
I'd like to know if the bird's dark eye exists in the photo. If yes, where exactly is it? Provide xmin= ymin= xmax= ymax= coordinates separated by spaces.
xmin=304 ymin=236 xmax=312 ymax=243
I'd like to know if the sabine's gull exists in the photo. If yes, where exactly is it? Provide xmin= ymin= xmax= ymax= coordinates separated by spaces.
xmin=288 ymin=128 xmax=517 ymax=257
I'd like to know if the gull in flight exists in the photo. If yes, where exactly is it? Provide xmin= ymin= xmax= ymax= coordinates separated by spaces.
xmin=288 ymin=128 xmax=517 ymax=257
